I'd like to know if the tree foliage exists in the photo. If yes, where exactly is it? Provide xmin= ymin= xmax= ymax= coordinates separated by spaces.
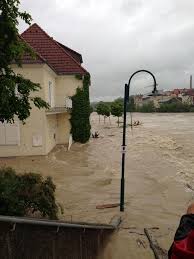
xmin=113 ymin=97 xmax=135 ymax=112
xmin=0 ymin=0 xmax=49 ymax=123
xmin=136 ymin=101 xmax=193 ymax=113
xmin=127 ymin=97 xmax=135 ymax=112
xmin=137 ymin=101 xmax=155 ymax=113
xmin=0 ymin=167 xmax=58 ymax=219
xmin=70 ymin=74 xmax=91 ymax=143
xmin=157 ymin=102 xmax=191 ymax=112
xmin=96 ymin=102 xmax=103 ymax=116
xmin=111 ymin=101 xmax=123 ymax=122
xmin=95 ymin=96 xmax=194 ymax=115
xmin=96 ymin=102 xmax=110 ymax=122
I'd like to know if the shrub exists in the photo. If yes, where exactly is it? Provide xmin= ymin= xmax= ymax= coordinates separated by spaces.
xmin=96 ymin=102 xmax=111 ymax=123
xmin=157 ymin=102 xmax=191 ymax=112
xmin=138 ymin=101 xmax=155 ymax=113
xmin=111 ymin=101 xmax=123 ymax=124
xmin=0 ymin=167 xmax=58 ymax=219
xmin=70 ymin=74 xmax=91 ymax=143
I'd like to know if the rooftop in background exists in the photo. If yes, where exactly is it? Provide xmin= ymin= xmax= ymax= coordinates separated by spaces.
xmin=171 ymin=88 xmax=194 ymax=96
xmin=20 ymin=23 xmax=88 ymax=75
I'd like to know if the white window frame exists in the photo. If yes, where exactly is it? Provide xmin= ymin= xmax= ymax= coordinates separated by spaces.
xmin=48 ymin=81 xmax=54 ymax=107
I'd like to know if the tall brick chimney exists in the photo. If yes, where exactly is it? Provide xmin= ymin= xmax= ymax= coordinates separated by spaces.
xmin=190 ymin=75 xmax=192 ymax=89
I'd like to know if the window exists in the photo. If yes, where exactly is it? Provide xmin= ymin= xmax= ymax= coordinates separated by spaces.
xmin=0 ymin=122 xmax=20 ymax=145
xmin=48 ymin=81 xmax=54 ymax=107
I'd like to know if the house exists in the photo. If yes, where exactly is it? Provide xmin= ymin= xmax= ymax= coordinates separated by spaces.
xmin=180 ymin=95 xmax=194 ymax=105
xmin=134 ymin=95 xmax=143 ymax=107
xmin=158 ymin=97 xmax=182 ymax=105
xmin=0 ymin=23 xmax=89 ymax=157
xmin=178 ymin=89 xmax=194 ymax=105
xmin=170 ymin=88 xmax=194 ymax=105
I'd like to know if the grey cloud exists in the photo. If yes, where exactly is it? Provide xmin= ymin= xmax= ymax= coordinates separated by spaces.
xmin=19 ymin=0 xmax=194 ymax=101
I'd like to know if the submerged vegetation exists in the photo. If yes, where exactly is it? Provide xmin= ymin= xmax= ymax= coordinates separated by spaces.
xmin=0 ymin=167 xmax=59 ymax=219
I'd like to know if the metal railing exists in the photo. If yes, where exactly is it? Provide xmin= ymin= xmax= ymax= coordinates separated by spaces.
xmin=46 ymin=97 xmax=72 ymax=114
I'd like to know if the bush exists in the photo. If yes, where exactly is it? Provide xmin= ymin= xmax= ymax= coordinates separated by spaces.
xmin=138 ymin=101 xmax=155 ymax=113
xmin=96 ymin=102 xmax=111 ymax=122
xmin=0 ymin=167 xmax=58 ymax=219
xmin=189 ymin=106 xmax=194 ymax=112
xmin=70 ymin=74 xmax=91 ymax=143
xmin=157 ymin=102 xmax=191 ymax=112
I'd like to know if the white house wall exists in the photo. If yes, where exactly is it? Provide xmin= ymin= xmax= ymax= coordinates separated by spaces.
xmin=55 ymin=75 xmax=83 ymax=107
xmin=0 ymin=64 xmax=83 ymax=157
xmin=0 ymin=64 xmax=46 ymax=157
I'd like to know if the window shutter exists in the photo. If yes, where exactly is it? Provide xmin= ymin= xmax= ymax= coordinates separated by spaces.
xmin=0 ymin=123 xmax=5 ymax=145
xmin=5 ymin=123 xmax=20 ymax=145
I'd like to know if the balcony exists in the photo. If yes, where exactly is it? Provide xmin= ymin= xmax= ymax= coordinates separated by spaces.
xmin=46 ymin=97 xmax=72 ymax=115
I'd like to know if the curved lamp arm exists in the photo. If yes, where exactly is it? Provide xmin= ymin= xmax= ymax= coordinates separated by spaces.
xmin=126 ymin=69 xmax=157 ymax=99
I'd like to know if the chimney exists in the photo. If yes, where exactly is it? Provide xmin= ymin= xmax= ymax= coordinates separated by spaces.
xmin=190 ymin=75 xmax=192 ymax=89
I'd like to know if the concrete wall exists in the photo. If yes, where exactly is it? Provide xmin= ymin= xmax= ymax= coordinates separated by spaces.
xmin=45 ymin=114 xmax=57 ymax=154
xmin=56 ymin=113 xmax=71 ymax=144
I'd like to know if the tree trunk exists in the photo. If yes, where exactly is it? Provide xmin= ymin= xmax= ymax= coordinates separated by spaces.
xmin=109 ymin=116 xmax=111 ymax=125
xmin=104 ymin=116 xmax=106 ymax=124
xmin=99 ymin=115 xmax=100 ymax=123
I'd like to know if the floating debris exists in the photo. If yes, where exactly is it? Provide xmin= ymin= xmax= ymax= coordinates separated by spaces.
xmin=96 ymin=203 xmax=120 ymax=209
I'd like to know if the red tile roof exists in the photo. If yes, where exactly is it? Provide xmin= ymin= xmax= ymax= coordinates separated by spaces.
xmin=21 ymin=23 xmax=88 ymax=75
xmin=56 ymin=41 xmax=83 ymax=64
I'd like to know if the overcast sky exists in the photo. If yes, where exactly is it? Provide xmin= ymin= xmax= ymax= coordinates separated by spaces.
xmin=19 ymin=0 xmax=194 ymax=101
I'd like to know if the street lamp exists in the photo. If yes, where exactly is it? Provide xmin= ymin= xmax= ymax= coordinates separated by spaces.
xmin=120 ymin=70 xmax=157 ymax=212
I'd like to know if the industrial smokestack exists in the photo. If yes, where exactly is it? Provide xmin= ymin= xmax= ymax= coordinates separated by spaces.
xmin=190 ymin=75 xmax=192 ymax=89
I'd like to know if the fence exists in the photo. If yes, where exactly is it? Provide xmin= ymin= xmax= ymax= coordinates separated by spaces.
xmin=0 ymin=216 xmax=121 ymax=259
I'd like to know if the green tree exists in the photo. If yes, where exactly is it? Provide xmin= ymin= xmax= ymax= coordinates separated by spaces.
xmin=111 ymin=101 xmax=123 ymax=125
xmin=0 ymin=167 xmax=58 ymax=219
xmin=114 ymin=97 xmax=123 ymax=107
xmin=101 ymin=103 xmax=111 ymax=123
xmin=96 ymin=102 xmax=110 ymax=123
xmin=127 ymin=96 xmax=135 ymax=112
xmin=70 ymin=74 xmax=91 ymax=143
xmin=158 ymin=102 xmax=190 ymax=112
xmin=138 ymin=101 xmax=155 ymax=113
xmin=96 ymin=102 xmax=104 ymax=122
xmin=0 ymin=0 xmax=49 ymax=123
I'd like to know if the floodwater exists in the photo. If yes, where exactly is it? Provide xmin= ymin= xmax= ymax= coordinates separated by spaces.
xmin=1 ymin=113 xmax=194 ymax=258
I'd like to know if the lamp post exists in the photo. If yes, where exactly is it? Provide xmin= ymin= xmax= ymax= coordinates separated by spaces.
xmin=120 ymin=70 xmax=157 ymax=212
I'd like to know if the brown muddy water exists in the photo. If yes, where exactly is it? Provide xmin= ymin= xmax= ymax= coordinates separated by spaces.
xmin=1 ymin=113 xmax=194 ymax=258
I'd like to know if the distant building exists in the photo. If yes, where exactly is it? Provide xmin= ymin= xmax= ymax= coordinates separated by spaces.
xmin=134 ymin=87 xmax=194 ymax=109
xmin=158 ymin=97 xmax=182 ymax=105
xmin=134 ymin=95 xmax=143 ymax=107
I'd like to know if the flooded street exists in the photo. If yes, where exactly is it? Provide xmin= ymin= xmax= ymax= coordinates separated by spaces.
xmin=1 ymin=113 xmax=194 ymax=258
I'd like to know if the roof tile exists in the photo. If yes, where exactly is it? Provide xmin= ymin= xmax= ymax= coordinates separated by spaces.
xmin=21 ymin=23 xmax=88 ymax=75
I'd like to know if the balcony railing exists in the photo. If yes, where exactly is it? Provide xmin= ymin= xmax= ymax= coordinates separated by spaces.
xmin=46 ymin=97 xmax=72 ymax=115
xmin=65 ymin=97 xmax=72 ymax=109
